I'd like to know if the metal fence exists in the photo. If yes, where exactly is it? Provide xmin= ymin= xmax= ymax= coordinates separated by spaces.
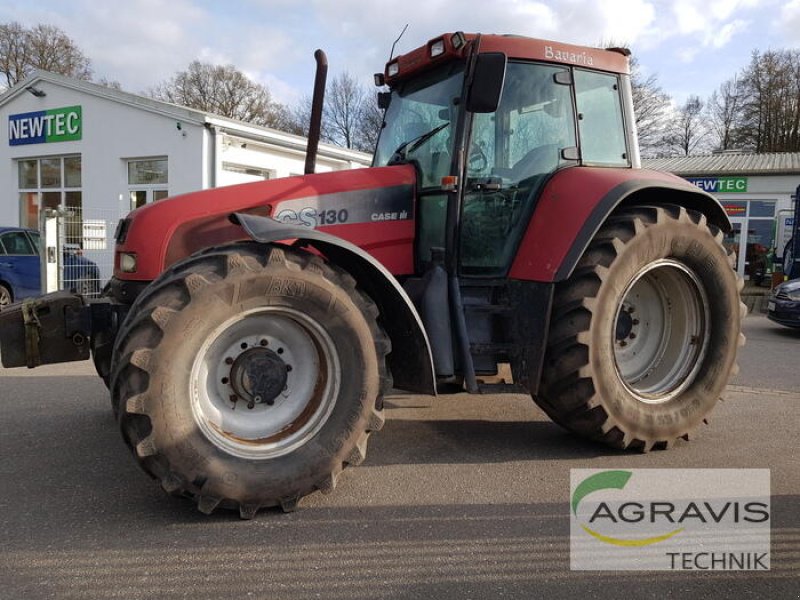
xmin=43 ymin=207 xmax=123 ymax=299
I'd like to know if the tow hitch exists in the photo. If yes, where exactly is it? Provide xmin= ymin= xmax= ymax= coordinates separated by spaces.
xmin=0 ymin=291 xmax=126 ymax=369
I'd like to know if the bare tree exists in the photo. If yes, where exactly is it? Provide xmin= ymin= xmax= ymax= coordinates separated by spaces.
xmin=707 ymin=77 xmax=744 ymax=151
xmin=629 ymin=56 xmax=672 ymax=157
xmin=96 ymin=76 xmax=122 ymax=90
xmin=663 ymin=96 xmax=708 ymax=156
xmin=150 ymin=61 xmax=290 ymax=128
xmin=0 ymin=21 xmax=91 ymax=88
xmin=356 ymin=96 xmax=384 ymax=152
xmin=289 ymin=72 xmax=382 ymax=153
xmin=324 ymin=72 xmax=382 ymax=152
xmin=736 ymin=49 xmax=800 ymax=152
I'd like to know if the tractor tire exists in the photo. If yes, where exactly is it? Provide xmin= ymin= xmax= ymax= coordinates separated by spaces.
xmin=110 ymin=244 xmax=389 ymax=517
xmin=536 ymin=205 xmax=746 ymax=451
xmin=91 ymin=284 xmax=115 ymax=390
xmin=91 ymin=329 xmax=113 ymax=389
xmin=107 ymin=243 xmax=265 ymax=412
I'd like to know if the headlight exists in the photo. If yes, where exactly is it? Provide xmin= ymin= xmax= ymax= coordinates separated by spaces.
xmin=430 ymin=38 xmax=445 ymax=57
xmin=120 ymin=252 xmax=137 ymax=273
xmin=787 ymin=289 xmax=800 ymax=301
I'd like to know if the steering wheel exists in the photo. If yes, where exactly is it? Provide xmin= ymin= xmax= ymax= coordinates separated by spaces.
xmin=468 ymin=144 xmax=489 ymax=172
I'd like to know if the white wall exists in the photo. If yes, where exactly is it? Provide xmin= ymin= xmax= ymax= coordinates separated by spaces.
xmin=214 ymin=133 xmax=368 ymax=188
xmin=0 ymin=81 xmax=206 ymax=223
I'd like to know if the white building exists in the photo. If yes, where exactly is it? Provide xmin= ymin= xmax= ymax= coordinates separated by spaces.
xmin=644 ymin=152 xmax=800 ymax=281
xmin=1 ymin=69 xmax=371 ymax=230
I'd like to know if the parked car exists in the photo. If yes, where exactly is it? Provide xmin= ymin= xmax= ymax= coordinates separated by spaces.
xmin=0 ymin=227 xmax=100 ymax=307
xmin=767 ymin=277 xmax=800 ymax=328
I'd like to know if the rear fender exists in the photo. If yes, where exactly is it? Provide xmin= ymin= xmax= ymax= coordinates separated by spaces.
xmin=232 ymin=212 xmax=436 ymax=395
xmin=510 ymin=168 xmax=731 ymax=282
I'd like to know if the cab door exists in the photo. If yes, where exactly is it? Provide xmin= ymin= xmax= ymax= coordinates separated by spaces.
xmin=460 ymin=62 xmax=576 ymax=276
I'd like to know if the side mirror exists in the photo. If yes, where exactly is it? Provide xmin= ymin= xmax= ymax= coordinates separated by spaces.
xmin=466 ymin=52 xmax=507 ymax=113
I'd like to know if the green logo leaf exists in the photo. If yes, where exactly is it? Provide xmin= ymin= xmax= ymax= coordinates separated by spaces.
xmin=572 ymin=470 xmax=632 ymax=515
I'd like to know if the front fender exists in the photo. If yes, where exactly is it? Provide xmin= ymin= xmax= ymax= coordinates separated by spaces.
xmin=232 ymin=212 xmax=436 ymax=396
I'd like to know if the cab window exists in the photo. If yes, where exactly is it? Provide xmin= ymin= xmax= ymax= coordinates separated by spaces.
xmin=574 ymin=69 xmax=628 ymax=166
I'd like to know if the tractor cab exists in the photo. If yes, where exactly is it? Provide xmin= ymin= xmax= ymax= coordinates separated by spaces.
xmin=373 ymin=33 xmax=634 ymax=277
xmin=372 ymin=34 xmax=639 ymax=390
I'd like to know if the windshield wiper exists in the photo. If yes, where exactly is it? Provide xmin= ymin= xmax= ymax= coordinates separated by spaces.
xmin=390 ymin=122 xmax=449 ymax=163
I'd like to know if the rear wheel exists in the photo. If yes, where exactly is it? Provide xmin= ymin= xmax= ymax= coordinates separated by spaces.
xmin=536 ymin=205 xmax=745 ymax=450
xmin=111 ymin=244 xmax=389 ymax=517
xmin=0 ymin=283 xmax=11 ymax=308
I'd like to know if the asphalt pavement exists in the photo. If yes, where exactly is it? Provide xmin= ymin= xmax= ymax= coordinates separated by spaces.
xmin=0 ymin=314 xmax=798 ymax=599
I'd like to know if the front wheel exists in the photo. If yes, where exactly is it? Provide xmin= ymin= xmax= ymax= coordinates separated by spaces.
xmin=536 ymin=205 xmax=745 ymax=450
xmin=111 ymin=244 xmax=389 ymax=517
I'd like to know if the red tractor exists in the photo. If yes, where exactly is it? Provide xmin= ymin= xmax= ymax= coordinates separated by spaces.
xmin=0 ymin=33 xmax=745 ymax=518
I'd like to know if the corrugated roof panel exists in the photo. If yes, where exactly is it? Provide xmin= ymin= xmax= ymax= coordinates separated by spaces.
xmin=643 ymin=152 xmax=800 ymax=175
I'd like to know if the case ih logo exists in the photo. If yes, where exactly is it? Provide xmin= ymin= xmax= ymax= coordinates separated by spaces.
xmin=9 ymin=105 xmax=82 ymax=146
xmin=570 ymin=469 xmax=770 ymax=571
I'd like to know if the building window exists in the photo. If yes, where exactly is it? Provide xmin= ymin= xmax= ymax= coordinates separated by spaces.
xmin=128 ymin=159 xmax=168 ymax=185
xmin=127 ymin=158 xmax=168 ymax=211
xmin=17 ymin=155 xmax=82 ymax=230
xmin=222 ymin=162 xmax=273 ymax=180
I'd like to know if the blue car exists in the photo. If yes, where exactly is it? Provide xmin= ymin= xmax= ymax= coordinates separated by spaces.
xmin=767 ymin=278 xmax=800 ymax=328
xmin=0 ymin=227 xmax=101 ymax=307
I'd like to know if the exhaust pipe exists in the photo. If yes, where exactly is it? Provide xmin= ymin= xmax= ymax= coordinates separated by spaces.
xmin=304 ymin=49 xmax=328 ymax=175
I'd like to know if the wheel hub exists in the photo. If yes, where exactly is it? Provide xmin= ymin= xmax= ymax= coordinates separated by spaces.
xmin=615 ymin=308 xmax=635 ymax=342
xmin=612 ymin=259 xmax=710 ymax=403
xmin=229 ymin=347 xmax=288 ymax=406
xmin=190 ymin=307 xmax=340 ymax=460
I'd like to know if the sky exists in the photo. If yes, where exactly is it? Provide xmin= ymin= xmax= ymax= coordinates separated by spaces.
xmin=3 ymin=0 xmax=800 ymax=110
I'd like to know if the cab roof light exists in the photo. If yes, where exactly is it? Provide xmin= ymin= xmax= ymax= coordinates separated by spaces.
xmin=387 ymin=61 xmax=399 ymax=77
xmin=430 ymin=38 xmax=445 ymax=58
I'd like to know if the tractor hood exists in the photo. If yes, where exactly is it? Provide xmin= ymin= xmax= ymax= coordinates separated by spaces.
xmin=115 ymin=164 xmax=418 ymax=281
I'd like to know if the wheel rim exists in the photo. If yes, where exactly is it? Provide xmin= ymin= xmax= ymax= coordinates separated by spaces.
xmin=612 ymin=259 xmax=710 ymax=403
xmin=190 ymin=307 xmax=340 ymax=459
xmin=0 ymin=287 xmax=10 ymax=307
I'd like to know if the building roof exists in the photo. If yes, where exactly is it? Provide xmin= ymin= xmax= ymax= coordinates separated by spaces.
xmin=0 ymin=70 xmax=372 ymax=166
xmin=643 ymin=152 xmax=800 ymax=176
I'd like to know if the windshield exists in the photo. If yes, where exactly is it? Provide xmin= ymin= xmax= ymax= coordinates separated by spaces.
xmin=373 ymin=63 xmax=465 ymax=188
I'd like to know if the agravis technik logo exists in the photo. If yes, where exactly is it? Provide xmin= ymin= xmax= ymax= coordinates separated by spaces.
xmin=570 ymin=469 xmax=771 ymax=571
xmin=572 ymin=470 xmax=684 ymax=547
